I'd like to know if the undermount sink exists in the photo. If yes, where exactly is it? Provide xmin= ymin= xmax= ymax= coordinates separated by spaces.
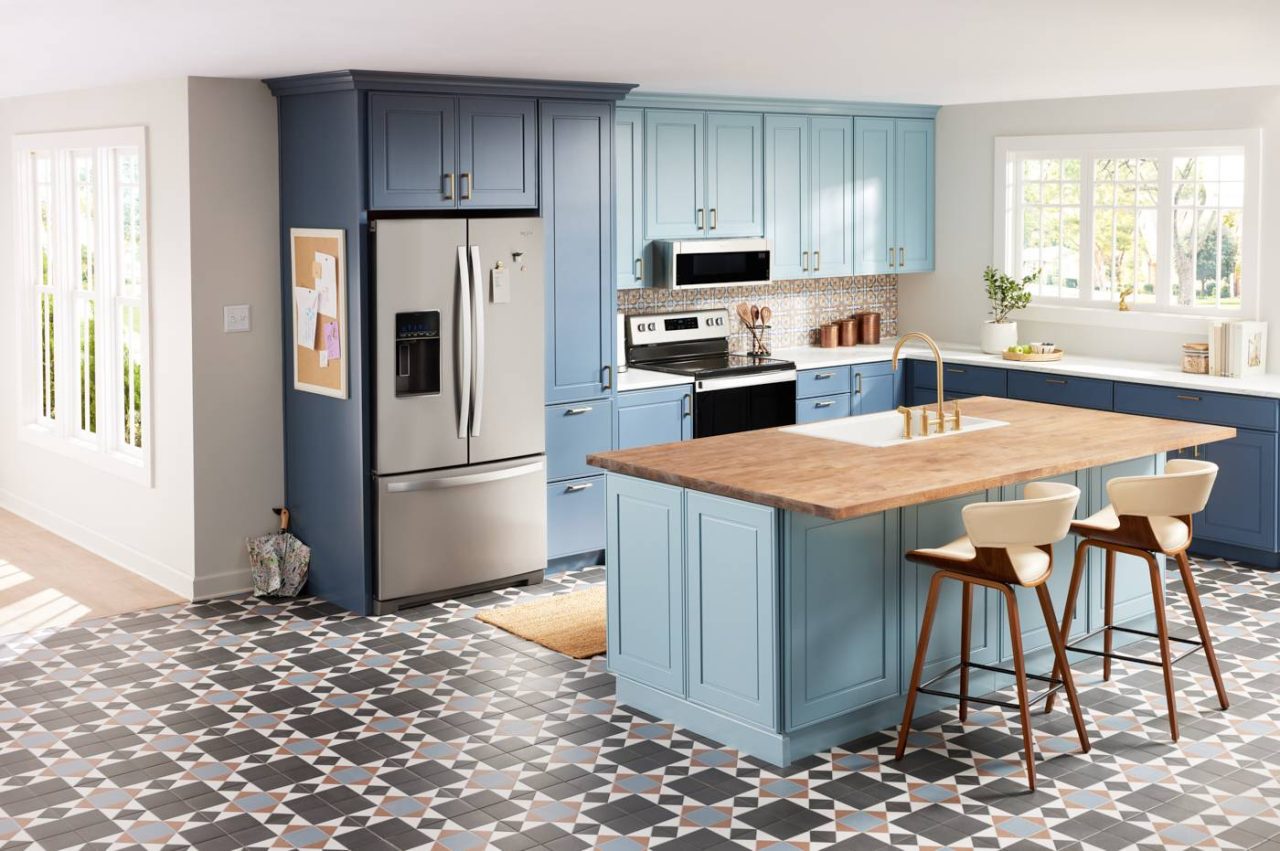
xmin=782 ymin=409 xmax=1009 ymax=448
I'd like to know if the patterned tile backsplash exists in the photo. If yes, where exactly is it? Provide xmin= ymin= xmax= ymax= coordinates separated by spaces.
xmin=616 ymin=275 xmax=898 ymax=352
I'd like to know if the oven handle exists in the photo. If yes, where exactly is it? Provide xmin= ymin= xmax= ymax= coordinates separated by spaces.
xmin=695 ymin=369 xmax=797 ymax=393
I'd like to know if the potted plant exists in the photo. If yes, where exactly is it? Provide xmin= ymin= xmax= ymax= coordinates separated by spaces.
xmin=981 ymin=266 xmax=1037 ymax=354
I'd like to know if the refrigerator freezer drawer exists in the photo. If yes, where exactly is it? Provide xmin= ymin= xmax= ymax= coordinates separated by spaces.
xmin=376 ymin=456 xmax=547 ymax=603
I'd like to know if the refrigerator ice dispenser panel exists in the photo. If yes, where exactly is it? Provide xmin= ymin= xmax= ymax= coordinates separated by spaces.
xmin=394 ymin=311 xmax=440 ymax=397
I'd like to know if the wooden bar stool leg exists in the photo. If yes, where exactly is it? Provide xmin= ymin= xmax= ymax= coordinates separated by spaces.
xmin=1103 ymin=549 xmax=1117 ymax=682
xmin=1044 ymin=539 xmax=1089 ymax=715
xmin=1174 ymin=551 xmax=1230 ymax=711
xmin=959 ymin=582 xmax=973 ymax=722
xmin=1036 ymin=584 xmax=1090 ymax=754
xmin=1145 ymin=552 xmax=1180 ymax=742
xmin=896 ymin=571 xmax=946 ymax=761
xmin=1001 ymin=586 xmax=1037 ymax=791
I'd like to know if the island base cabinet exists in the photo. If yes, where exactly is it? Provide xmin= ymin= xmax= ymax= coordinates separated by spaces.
xmin=1090 ymin=457 xmax=1165 ymax=631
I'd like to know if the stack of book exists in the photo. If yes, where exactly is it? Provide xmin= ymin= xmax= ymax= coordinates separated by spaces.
xmin=1207 ymin=320 xmax=1267 ymax=378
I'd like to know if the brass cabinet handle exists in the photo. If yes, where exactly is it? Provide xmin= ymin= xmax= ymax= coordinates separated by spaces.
xmin=1045 ymin=378 xmax=1068 ymax=385
xmin=814 ymin=250 xmax=820 ymax=272
xmin=1193 ymin=445 xmax=1202 ymax=458
xmin=855 ymin=372 xmax=862 ymax=394
xmin=696 ymin=208 xmax=704 ymax=230
xmin=682 ymin=393 xmax=692 ymax=417
xmin=634 ymin=257 xmax=643 ymax=281
xmin=710 ymin=208 xmax=717 ymax=230
xmin=815 ymin=400 xmax=835 ymax=408
xmin=565 ymin=406 xmax=593 ymax=415
xmin=899 ymin=246 xmax=905 ymax=267
xmin=602 ymin=364 xmax=612 ymax=391
xmin=444 ymin=173 xmax=455 ymax=200
xmin=802 ymin=251 xmax=809 ymax=271
xmin=946 ymin=367 xmax=966 ymax=374
xmin=1176 ymin=394 xmax=1201 ymax=401
xmin=889 ymin=247 xmax=896 ymax=268
xmin=564 ymin=482 xmax=594 ymax=493
xmin=460 ymin=172 xmax=472 ymax=200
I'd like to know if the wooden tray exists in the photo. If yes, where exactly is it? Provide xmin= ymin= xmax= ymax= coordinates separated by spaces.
xmin=1002 ymin=348 xmax=1064 ymax=362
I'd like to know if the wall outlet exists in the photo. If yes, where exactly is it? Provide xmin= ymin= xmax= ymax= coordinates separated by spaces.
xmin=223 ymin=304 xmax=251 ymax=333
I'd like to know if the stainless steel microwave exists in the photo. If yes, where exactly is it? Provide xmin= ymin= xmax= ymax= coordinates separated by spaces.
xmin=653 ymin=238 xmax=771 ymax=289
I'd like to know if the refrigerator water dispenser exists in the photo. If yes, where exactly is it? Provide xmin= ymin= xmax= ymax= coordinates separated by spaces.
xmin=394 ymin=311 xmax=440 ymax=397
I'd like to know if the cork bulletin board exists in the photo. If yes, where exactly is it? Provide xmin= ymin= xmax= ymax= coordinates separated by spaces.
xmin=290 ymin=228 xmax=348 ymax=399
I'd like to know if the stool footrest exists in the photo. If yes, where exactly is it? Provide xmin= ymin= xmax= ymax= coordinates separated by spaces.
xmin=1065 ymin=624 xmax=1205 ymax=668
xmin=917 ymin=660 xmax=1065 ymax=712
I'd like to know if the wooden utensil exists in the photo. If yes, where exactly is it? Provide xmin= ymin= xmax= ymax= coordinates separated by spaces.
xmin=751 ymin=305 xmax=761 ymax=326
xmin=736 ymin=302 xmax=754 ymax=329
xmin=759 ymin=306 xmax=772 ymax=327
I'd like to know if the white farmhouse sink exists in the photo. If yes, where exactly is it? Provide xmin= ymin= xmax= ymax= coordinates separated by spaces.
xmin=782 ymin=409 xmax=1009 ymax=448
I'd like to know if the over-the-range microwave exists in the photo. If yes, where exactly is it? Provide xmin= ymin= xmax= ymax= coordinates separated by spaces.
xmin=652 ymin=238 xmax=770 ymax=289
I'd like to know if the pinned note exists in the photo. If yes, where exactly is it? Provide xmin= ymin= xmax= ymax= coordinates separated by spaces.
xmin=314 ymin=252 xmax=338 ymax=316
xmin=322 ymin=320 xmax=341 ymax=359
xmin=294 ymin=287 xmax=319 ymax=349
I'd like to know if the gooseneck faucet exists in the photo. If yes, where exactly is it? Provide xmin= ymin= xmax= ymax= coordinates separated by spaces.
xmin=892 ymin=331 xmax=948 ymax=436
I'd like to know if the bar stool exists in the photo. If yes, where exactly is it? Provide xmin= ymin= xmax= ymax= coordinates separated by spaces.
xmin=895 ymin=482 xmax=1090 ymax=791
xmin=1044 ymin=459 xmax=1229 ymax=741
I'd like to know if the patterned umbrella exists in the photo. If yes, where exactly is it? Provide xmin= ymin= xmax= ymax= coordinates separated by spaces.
xmin=245 ymin=508 xmax=311 ymax=598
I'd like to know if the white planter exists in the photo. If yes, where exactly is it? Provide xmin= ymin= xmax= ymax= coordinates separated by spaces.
xmin=981 ymin=321 xmax=1018 ymax=354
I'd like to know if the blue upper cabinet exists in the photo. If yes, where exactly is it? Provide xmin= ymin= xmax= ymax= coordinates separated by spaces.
xmin=763 ymin=115 xmax=809 ymax=279
xmin=809 ymin=116 xmax=854 ymax=277
xmin=645 ymin=110 xmax=705 ymax=239
xmin=895 ymin=118 xmax=935 ymax=273
xmin=541 ymin=101 xmax=614 ymax=404
xmin=705 ymin=112 xmax=764 ymax=238
xmin=615 ymin=108 xmax=646 ymax=290
xmin=369 ymin=93 xmax=457 ymax=209
xmin=854 ymin=117 xmax=934 ymax=275
xmin=457 ymin=96 xmax=537 ymax=209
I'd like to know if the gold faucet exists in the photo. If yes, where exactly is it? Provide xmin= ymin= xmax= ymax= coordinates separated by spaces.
xmin=892 ymin=331 xmax=953 ymax=434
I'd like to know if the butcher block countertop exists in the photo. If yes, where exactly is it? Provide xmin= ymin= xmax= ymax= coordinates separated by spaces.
xmin=587 ymin=397 xmax=1236 ymax=520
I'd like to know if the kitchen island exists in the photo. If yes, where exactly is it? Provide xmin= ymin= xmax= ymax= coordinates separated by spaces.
xmin=587 ymin=397 xmax=1235 ymax=765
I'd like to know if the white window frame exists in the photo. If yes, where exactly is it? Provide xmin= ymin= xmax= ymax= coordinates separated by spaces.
xmin=12 ymin=127 xmax=152 ymax=485
xmin=993 ymin=129 xmax=1262 ymax=332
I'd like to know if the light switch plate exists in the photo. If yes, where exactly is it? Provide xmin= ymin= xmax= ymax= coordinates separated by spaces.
xmin=224 ymin=304 xmax=251 ymax=333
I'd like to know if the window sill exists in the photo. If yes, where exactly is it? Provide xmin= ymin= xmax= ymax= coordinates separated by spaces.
xmin=1015 ymin=304 xmax=1223 ymax=335
xmin=19 ymin=424 xmax=152 ymax=487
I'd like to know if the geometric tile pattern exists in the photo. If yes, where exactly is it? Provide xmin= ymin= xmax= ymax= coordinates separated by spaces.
xmin=1 ymin=560 xmax=1279 ymax=849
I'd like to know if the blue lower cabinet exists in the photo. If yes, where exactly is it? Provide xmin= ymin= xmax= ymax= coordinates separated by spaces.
xmin=797 ymin=366 xmax=851 ymax=398
xmin=1008 ymin=370 xmax=1113 ymax=411
xmin=796 ymin=393 xmax=850 ymax=424
xmin=617 ymin=385 xmax=693 ymax=449
xmin=1192 ymin=430 xmax=1278 ymax=551
xmin=605 ymin=476 xmax=685 ymax=694
xmin=785 ymin=511 xmax=899 ymax=728
xmin=685 ymin=492 xmax=778 ymax=729
xmin=856 ymin=372 xmax=897 ymax=414
xmin=1114 ymin=382 xmax=1279 ymax=432
xmin=546 ymin=399 xmax=613 ymax=481
xmin=912 ymin=387 xmax=977 ymax=406
xmin=914 ymin=362 xmax=1007 ymax=397
xmin=547 ymin=477 xmax=605 ymax=559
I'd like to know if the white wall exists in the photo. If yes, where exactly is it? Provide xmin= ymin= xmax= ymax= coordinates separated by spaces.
xmin=0 ymin=78 xmax=197 ymax=593
xmin=900 ymin=85 xmax=1280 ymax=371
xmin=187 ymin=78 xmax=282 ymax=599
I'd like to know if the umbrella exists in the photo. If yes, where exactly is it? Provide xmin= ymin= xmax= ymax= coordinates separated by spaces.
xmin=245 ymin=508 xmax=311 ymax=598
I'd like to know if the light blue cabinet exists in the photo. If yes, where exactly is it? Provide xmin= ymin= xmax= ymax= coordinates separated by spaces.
xmin=546 ymin=400 xmax=613 ymax=481
xmin=645 ymin=110 xmax=704 ymax=239
xmin=796 ymin=393 xmax=850 ymax=424
xmin=686 ymin=492 xmax=777 ymax=728
xmin=615 ymin=108 xmax=646 ymax=289
xmin=548 ymin=476 xmax=605 ymax=559
xmin=851 ymin=362 xmax=900 ymax=414
xmin=706 ymin=112 xmax=764 ymax=237
xmin=368 ymin=93 xmax=456 ymax=209
xmin=606 ymin=476 xmax=685 ymax=695
xmin=854 ymin=117 xmax=934 ymax=275
xmin=457 ymin=97 xmax=537 ymax=208
xmin=763 ymin=115 xmax=852 ymax=279
xmin=785 ymin=510 xmax=899 ymax=727
xmin=616 ymin=385 xmax=693 ymax=449
xmin=541 ymin=100 xmax=614 ymax=405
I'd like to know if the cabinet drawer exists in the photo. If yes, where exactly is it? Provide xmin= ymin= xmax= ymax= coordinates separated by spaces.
xmin=796 ymin=393 xmax=851 ymax=424
xmin=798 ymin=366 xmax=851 ymax=398
xmin=546 ymin=399 xmax=614 ymax=480
xmin=1007 ymin=371 xmax=1113 ymax=411
xmin=548 ymin=476 xmax=605 ymax=558
xmin=913 ymin=362 xmax=1006 ymax=397
xmin=1114 ymin=383 xmax=1279 ymax=432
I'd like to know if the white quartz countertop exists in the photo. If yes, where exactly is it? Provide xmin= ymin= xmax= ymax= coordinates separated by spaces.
xmin=618 ymin=338 xmax=1280 ymax=398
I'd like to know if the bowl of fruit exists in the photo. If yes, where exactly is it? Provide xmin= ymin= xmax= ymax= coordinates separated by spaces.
xmin=1002 ymin=343 xmax=1063 ymax=362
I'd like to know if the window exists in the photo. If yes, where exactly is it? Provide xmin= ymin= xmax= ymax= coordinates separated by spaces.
xmin=13 ymin=127 xmax=150 ymax=482
xmin=994 ymin=130 xmax=1260 ymax=319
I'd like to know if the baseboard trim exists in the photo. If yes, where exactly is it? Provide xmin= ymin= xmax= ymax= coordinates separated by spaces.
xmin=0 ymin=488 xmax=192 ymax=599
xmin=192 ymin=568 xmax=253 ymax=602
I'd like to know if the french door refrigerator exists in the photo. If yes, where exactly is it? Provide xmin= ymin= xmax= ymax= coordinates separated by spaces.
xmin=372 ymin=217 xmax=545 ymax=612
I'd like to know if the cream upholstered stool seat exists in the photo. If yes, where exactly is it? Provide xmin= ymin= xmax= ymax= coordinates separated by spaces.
xmin=1044 ymin=459 xmax=1229 ymax=742
xmin=895 ymin=482 xmax=1090 ymax=792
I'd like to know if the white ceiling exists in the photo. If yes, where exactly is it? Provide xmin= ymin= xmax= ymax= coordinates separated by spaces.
xmin=5 ymin=0 xmax=1280 ymax=104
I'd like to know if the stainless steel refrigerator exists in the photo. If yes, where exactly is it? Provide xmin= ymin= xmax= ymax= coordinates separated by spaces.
xmin=372 ymin=217 xmax=546 ymax=612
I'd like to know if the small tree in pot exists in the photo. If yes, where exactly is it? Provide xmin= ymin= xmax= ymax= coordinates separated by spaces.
xmin=981 ymin=266 xmax=1038 ymax=353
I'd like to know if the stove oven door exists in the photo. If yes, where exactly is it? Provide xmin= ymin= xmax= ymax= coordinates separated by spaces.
xmin=693 ymin=371 xmax=797 ymax=438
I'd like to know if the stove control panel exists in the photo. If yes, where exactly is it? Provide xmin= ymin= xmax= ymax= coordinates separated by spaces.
xmin=627 ymin=309 xmax=731 ymax=347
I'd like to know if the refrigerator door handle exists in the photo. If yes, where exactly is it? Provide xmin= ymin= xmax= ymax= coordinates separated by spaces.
xmin=469 ymin=244 xmax=485 ymax=437
xmin=385 ymin=459 xmax=544 ymax=493
xmin=456 ymin=246 xmax=472 ymax=440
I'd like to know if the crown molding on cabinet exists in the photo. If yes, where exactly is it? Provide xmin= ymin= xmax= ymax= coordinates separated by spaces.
xmin=264 ymin=70 xmax=637 ymax=100
xmin=621 ymin=90 xmax=939 ymax=118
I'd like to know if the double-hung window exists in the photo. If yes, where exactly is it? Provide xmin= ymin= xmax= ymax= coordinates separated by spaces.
xmin=13 ymin=127 xmax=150 ymax=483
xmin=994 ymin=130 xmax=1261 ymax=322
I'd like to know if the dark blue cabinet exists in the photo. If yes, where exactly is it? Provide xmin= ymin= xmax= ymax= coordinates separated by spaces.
xmin=617 ymin=385 xmax=693 ymax=449
xmin=1008 ymin=370 xmax=1113 ymax=411
xmin=457 ymin=97 xmax=537 ymax=208
xmin=369 ymin=93 xmax=456 ymax=209
xmin=1190 ymin=430 xmax=1278 ymax=551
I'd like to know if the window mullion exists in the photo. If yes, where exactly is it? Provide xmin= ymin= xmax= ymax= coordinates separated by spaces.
xmin=1079 ymin=152 xmax=1094 ymax=303
xmin=1156 ymin=156 xmax=1173 ymax=308
xmin=54 ymin=149 xmax=76 ymax=440
xmin=96 ymin=147 xmax=113 ymax=453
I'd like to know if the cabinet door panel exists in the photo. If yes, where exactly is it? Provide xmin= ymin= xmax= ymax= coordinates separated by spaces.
xmin=615 ymin=108 xmax=646 ymax=289
xmin=796 ymin=393 xmax=850 ymax=424
xmin=854 ymin=371 xmax=895 ymax=415
xmin=764 ymin=115 xmax=809 ymax=279
xmin=645 ymin=110 xmax=705 ymax=239
xmin=895 ymin=118 xmax=935 ymax=273
xmin=548 ymin=476 xmax=605 ymax=559
xmin=1092 ymin=457 xmax=1162 ymax=629
xmin=541 ymin=101 xmax=612 ymax=404
xmin=1196 ymin=430 xmax=1278 ymax=550
xmin=706 ymin=112 xmax=763 ymax=238
xmin=809 ymin=116 xmax=853 ymax=277
xmin=457 ymin=97 xmax=537 ymax=208
xmin=617 ymin=386 xmax=693 ymax=449
xmin=369 ymin=93 xmax=456 ymax=209
xmin=853 ymin=117 xmax=895 ymax=275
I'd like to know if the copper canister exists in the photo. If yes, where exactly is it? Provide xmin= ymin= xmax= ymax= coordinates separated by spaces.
xmin=838 ymin=318 xmax=858 ymax=347
xmin=856 ymin=312 xmax=882 ymax=344
xmin=818 ymin=323 xmax=839 ymax=348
